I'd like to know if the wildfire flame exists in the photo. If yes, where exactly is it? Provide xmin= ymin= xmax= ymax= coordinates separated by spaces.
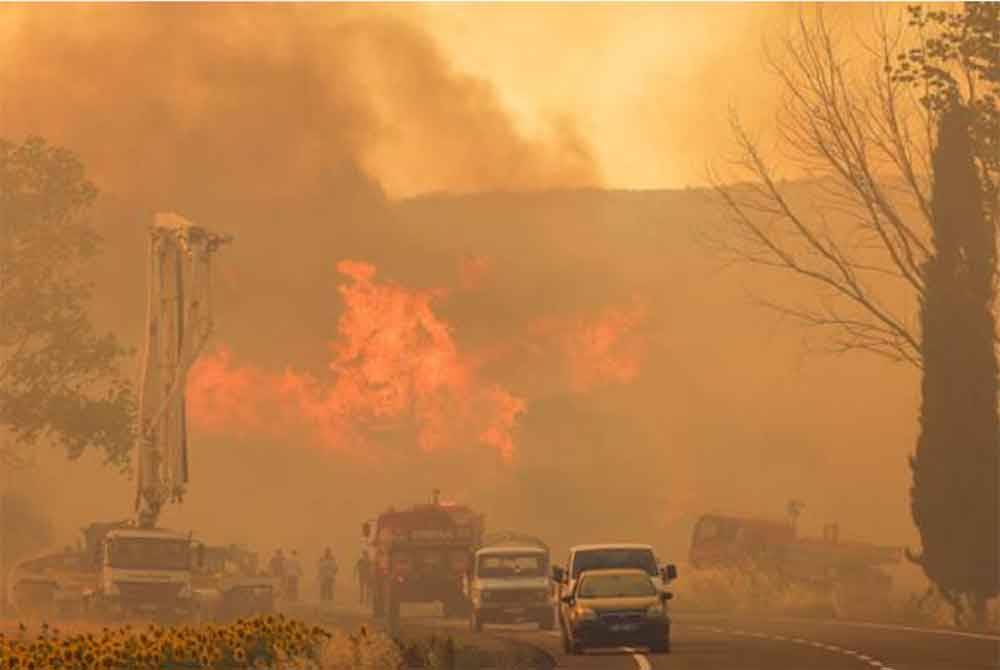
xmin=188 ymin=258 xmax=649 ymax=461
xmin=188 ymin=260 xmax=524 ymax=461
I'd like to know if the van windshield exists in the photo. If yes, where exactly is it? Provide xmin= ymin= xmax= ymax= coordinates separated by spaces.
xmin=478 ymin=554 xmax=546 ymax=578
xmin=572 ymin=549 xmax=657 ymax=578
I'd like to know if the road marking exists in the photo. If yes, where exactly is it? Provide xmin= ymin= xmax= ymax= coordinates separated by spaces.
xmin=623 ymin=647 xmax=651 ymax=670
xmin=706 ymin=625 xmax=895 ymax=669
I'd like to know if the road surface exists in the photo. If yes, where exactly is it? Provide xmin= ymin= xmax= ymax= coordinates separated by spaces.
xmin=421 ymin=611 xmax=1000 ymax=670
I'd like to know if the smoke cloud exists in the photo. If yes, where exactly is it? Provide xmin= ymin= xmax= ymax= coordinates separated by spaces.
xmin=1 ymin=4 xmax=923 ymax=597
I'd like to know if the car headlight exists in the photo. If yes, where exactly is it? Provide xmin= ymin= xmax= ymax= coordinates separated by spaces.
xmin=646 ymin=603 xmax=665 ymax=618
xmin=575 ymin=606 xmax=597 ymax=621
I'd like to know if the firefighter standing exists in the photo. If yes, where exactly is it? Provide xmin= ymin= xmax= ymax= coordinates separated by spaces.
xmin=285 ymin=550 xmax=303 ymax=602
xmin=354 ymin=551 xmax=372 ymax=606
xmin=318 ymin=548 xmax=339 ymax=604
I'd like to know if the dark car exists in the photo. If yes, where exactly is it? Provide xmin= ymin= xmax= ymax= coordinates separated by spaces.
xmin=560 ymin=568 xmax=672 ymax=655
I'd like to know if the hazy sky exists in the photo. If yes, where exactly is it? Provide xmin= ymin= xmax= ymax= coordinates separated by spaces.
xmin=0 ymin=2 xmax=889 ymax=197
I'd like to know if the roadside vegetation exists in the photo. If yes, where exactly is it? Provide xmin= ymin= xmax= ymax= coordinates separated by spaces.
xmin=0 ymin=616 xmax=549 ymax=670
xmin=674 ymin=566 xmax=1000 ymax=632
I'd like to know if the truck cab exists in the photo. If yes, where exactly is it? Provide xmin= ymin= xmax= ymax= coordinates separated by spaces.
xmin=86 ymin=527 xmax=196 ymax=621
xmin=468 ymin=543 xmax=554 ymax=632
xmin=552 ymin=544 xmax=678 ymax=625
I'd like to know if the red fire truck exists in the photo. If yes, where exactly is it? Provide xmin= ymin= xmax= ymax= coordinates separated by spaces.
xmin=362 ymin=490 xmax=485 ymax=629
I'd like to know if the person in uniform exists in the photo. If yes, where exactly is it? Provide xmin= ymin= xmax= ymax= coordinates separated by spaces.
xmin=354 ymin=551 xmax=372 ymax=606
xmin=285 ymin=550 xmax=303 ymax=602
xmin=318 ymin=548 xmax=339 ymax=604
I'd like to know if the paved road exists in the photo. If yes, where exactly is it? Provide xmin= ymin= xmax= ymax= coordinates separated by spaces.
xmin=425 ymin=612 xmax=1000 ymax=670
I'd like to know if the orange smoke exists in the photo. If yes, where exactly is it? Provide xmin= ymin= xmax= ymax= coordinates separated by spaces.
xmin=529 ymin=296 xmax=649 ymax=392
xmin=187 ymin=259 xmax=524 ymax=461
xmin=186 ymin=348 xmax=287 ymax=436
xmin=458 ymin=254 xmax=492 ymax=290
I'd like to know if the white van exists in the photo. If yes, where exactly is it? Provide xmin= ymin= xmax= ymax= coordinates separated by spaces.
xmin=468 ymin=542 xmax=554 ymax=631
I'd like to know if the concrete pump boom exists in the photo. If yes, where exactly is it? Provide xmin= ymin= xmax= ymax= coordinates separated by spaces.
xmin=134 ymin=214 xmax=232 ymax=529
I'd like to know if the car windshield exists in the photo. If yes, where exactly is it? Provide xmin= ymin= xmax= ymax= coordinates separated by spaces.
xmin=578 ymin=573 xmax=657 ymax=598
xmin=478 ymin=554 xmax=545 ymax=578
xmin=572 ymin=549 xmax=657 ymax=578
xmin=109 ymin=538 xmax=190 ymax=571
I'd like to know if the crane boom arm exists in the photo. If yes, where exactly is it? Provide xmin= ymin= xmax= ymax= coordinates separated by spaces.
xmin=135 ymin=214 xmax=231 ymax=528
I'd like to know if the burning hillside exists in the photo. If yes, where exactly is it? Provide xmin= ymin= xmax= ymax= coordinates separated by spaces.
xmin=188 ymin=259 xmax=525 ymax=461
xmin=187 ymin=257 xmax=652 ymax=462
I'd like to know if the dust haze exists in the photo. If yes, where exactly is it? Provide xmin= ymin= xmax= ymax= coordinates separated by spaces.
xmin=1 ymin=2 xmax=920 ymax=595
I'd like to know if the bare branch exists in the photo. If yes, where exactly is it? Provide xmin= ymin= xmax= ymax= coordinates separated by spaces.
xmin=704 ymin=6 xmax=938 ymax=369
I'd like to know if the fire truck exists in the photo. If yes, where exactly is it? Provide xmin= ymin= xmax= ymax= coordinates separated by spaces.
xmin=689 ymin=512 xmax=904 ymax=617
xmin=362 ymin=490 xmax=485 ymax=629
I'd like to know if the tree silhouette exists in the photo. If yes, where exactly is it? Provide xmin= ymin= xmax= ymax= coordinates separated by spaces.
xmin=909 ymin=103 xmax=998 ymax=628
xmin=0 ymin=136 xmax=135 ymax=468
xmin=707 ymin=4 xmax=999 ymax=367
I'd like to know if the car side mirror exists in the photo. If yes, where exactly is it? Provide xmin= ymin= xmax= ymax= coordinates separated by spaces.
xmin=661 ymin=592 xmax=674 ymax=602
xmin=663 ymin=564 xmax=678 ymax=581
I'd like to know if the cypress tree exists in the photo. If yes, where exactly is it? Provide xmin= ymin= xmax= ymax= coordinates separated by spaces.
xmin=910 ymin=104 xmax=998 ymax=627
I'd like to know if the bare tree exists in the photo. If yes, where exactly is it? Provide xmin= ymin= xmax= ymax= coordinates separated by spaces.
xmin=705 ymin=5 xmax=998 ymax=368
